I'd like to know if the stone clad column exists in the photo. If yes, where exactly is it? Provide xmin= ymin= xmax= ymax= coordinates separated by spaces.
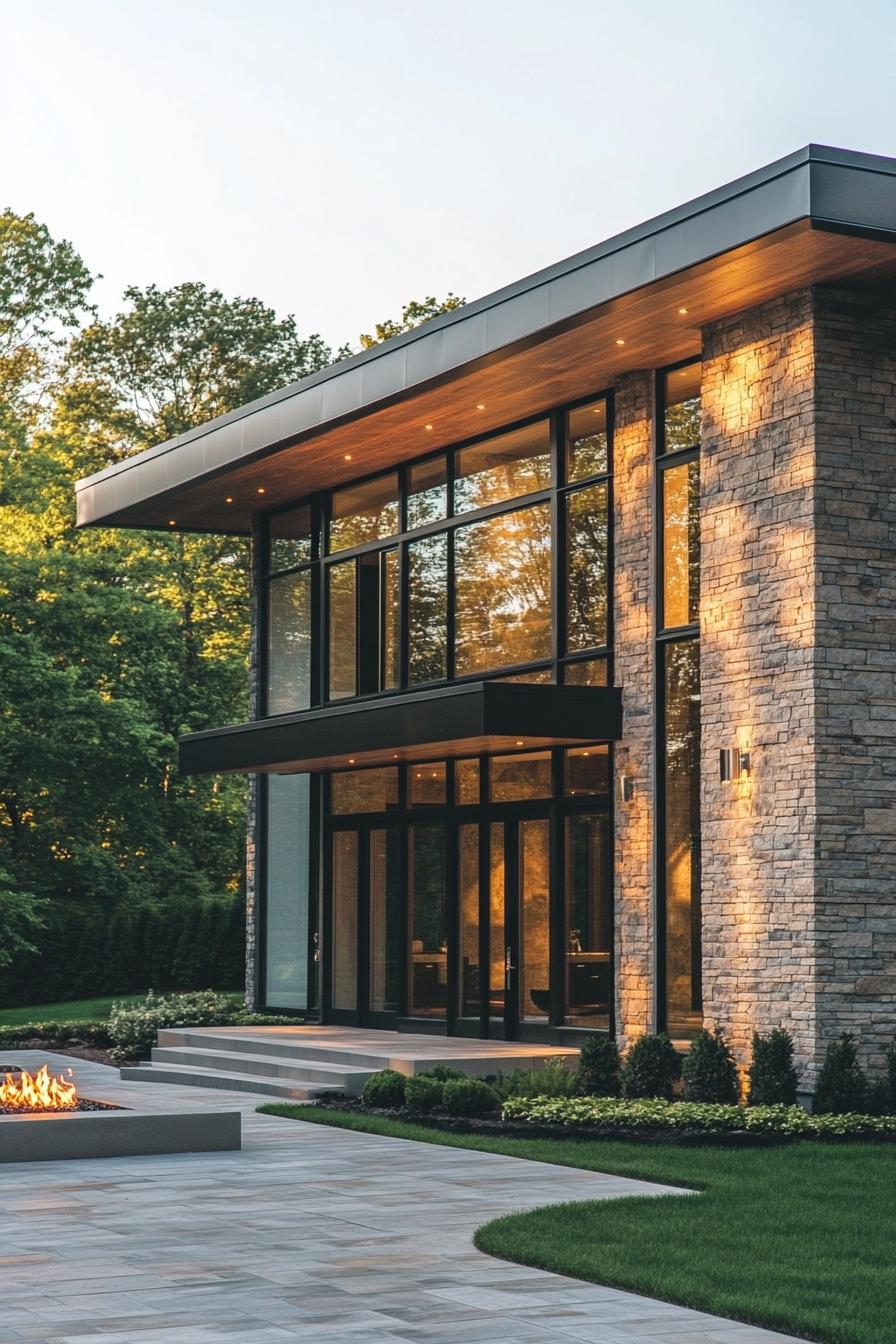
xmin=699 ymin=290 xmax=819 ymax=1079
xmin=812 ymin=286 xmax=896 ymax=1073
xmin=612 ymin=371 xmax=655 ymax=1045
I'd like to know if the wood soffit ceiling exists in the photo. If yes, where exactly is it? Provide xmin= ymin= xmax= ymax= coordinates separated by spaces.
xmin=82 ymin=220 xmax=896 ymax=535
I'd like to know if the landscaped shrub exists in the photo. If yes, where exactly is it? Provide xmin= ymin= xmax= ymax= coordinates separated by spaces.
xmin=576 ymin=1034 xmax=621 ymax=1097
xmin=425 ymin=1064 xmax=465 ymax=1081
xmin=682 ymin=1027 xmax=740 ymax=1104
xmin=621 ymin=1033 xmax=682 ymax=1100
xmin=361 ymin=1069 xmax=407 ymax=1109
xmin=815 ymin=1034 xmax=867 ymax=1115
xmin=866 ymin=1044 xmax=896 ymax=1116
xmin=501 ymin=1094 xmax=896 ymax=1138
xmin=405 ymin=1073 xmax=445 ymax=1111
xmin=514 ymin=1058 xmax=579 ymax=1098
xmin=107 ymin=990 xmax=296 ymax=1063
xmin=442 ymin=1077 xmax=500 ymax=1117
xmin=747 ymin=1028 xmax=799 ymax=1106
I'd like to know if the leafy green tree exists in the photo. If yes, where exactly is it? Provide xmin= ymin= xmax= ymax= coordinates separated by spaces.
xmin=0 ymin=865 xmax=45 ymax=970
xmin=359 ymin=293 xmax=465 ymax=349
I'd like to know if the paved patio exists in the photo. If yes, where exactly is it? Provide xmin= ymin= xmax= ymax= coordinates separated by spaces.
xmin=0 ymin=1052 xmax=802 ymax=1343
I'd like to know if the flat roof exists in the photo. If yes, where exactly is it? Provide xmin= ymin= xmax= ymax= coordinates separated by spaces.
xmin=76 ymin=144 xmax=896 ymax=534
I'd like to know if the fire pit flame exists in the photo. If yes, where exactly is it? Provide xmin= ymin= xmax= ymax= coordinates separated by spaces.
xmin=0 ymin=1064 xmax=78 ymax=1112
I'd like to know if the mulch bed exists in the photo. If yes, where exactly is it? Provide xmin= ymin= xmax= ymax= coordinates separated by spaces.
xmin=309 ymin=1096 xmax=792 ymax=1147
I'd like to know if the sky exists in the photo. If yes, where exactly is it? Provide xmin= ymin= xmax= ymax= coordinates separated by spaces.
xmin=3 ymin=0 xmax=896 ymax=351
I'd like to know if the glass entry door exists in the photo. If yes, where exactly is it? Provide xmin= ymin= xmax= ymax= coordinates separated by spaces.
xmin=329 ymin=823 xmax=401 ymax=1026
xmin=457 ymin=813 xmax=552 ymax=1037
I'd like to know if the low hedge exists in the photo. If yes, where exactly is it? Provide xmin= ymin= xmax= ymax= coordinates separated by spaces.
xmin=108 ymin=991 xmax=299 ymax=1063
xmin=0 ymin=1020 xmax=112 ymax=1050
xmin=502 ymin=1095 xmax=896 ymax=1138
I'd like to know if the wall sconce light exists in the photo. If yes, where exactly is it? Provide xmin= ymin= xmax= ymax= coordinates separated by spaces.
xmin=620 ymin=774 xmax=636 ymax=803
xmin=719 ymin=748 xmax=751 ymax=782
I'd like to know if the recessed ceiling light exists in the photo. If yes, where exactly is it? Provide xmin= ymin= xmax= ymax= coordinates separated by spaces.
xmin=348 ymin=757 xmax=355 ymax=765
xmin=168 ymin=519 xmax=176 ymax=526
xmin=516 ymin=740 xmax=524 ymax=746
xmin=257 ymin=487 xmax=266 ymax=494
xmin=225 ymin=496 xmax=233 ymax=504
xmin=678 ymin=307 xmax=689 ymax=315
xmin=476 ymin=403 xmax=485 ymax=410
xmin=425 ymin=423 xmax=433 ymax=431
xmin=615 ymin=338 xmax=625 ymax=346
xmin=344 ymin=453 xmax=352 ymax=461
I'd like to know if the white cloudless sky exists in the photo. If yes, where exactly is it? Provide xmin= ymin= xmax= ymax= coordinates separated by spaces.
xmin=3 ymin=0 xmax=896 ymax=349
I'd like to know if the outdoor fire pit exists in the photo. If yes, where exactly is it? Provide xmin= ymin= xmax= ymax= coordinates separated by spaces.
xmin=0 ymin=1062 xmax=241 ymax=1164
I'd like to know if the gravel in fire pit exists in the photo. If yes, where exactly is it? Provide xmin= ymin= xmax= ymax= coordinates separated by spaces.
xmin=0 ymin=1098 xmax=122 ymax=1115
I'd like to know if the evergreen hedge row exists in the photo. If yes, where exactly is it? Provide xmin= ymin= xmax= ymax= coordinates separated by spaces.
xmin=0 ymin=892 xmax=246 ymax=1007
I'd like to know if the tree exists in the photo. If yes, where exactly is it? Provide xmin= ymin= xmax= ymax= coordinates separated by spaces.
xmin=359 ymin=293 xmax=465 ymax=349
xmin=0 ymin=865 xmax=45 ymax=971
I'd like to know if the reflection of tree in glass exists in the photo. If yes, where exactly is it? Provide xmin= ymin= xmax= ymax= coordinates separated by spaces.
xmin=455 ymin=503 xmax=551 ymax=675
xmin=663 ymin=638 xmax=702 ymax=1021
xmin=454 ymin=425 xmax=551 ymax=513
xmin=664 ymin=396 xmax=701 ymax=455
xmin=408 ymin=534 xmax=448 ymax=683
xmin=568 ymin=429 xmax=608 ymax=482
xmin=662 ymin=460 xmax=700 ymax=628
xmin=566 ymin=484 xmax=608 ymax=651
xmin=329 ymin=477 xmax=400 ymax=551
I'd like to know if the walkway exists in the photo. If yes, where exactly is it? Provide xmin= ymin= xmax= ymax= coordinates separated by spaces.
xmin=0 ymin=1053 xmax=802 ymax=1344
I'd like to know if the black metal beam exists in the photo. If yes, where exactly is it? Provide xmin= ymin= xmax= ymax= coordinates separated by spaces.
xmin=179 ymin=682 xmax=623 ymax=776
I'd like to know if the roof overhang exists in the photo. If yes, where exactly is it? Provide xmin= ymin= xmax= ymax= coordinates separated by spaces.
xmin=178 ymin=682 xmax=623 ymax=776
xmin=77 ymin=144 xmax=896 ymax=535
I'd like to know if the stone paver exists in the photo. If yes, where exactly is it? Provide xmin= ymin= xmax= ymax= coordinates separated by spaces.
xmin=0 ymin=1053 xmax=802 ymax=1344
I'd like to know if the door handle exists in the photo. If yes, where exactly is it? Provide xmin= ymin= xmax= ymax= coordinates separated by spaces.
xmin=504 ymin=946 xmax=516 ymax=990
xmin=312 ymin=931 xmax=320 ymax=964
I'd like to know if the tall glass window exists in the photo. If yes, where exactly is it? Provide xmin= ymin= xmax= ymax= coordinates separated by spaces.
xmin=454 ymin=502 xmax=552 ymax=676
xmin=262 ymin=395 xmax=612 ymax=709
xmin=566 ymin=483 xmax=609 ymax=651
xmin=327 ymin=560 xmax=356 ymax=699
xmin=658 ymin=361 xmax=702 ymax=1037
xmin=267 ymin=569 xmax=312 ymax=714
xmin=408 ymin=824 xmax=447 ymax=1018
xmin=264 ymin=774 xmax=311 ymax=1010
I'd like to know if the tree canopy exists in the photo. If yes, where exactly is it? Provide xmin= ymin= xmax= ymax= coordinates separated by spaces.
xmin=0 ymin=203 xmax=463 ymax=1005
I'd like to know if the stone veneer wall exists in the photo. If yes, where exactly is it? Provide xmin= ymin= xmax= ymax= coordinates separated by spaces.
xmin=612 ymin=371 xmax=656 ymax=1044
xmin=243 ymin=515 xmax=262 ymax=1011
xmin=812 ymin=287 xmax=896 ymax=1072
xmin=699 ymin=289 xmax=819 ymax=1077
xmin=700 ymin=284 xmax=896 ymax=1085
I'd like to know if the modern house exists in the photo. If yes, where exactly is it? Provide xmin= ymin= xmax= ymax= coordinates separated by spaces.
xmin=76 ymin=146 xmax=896 ymax=1086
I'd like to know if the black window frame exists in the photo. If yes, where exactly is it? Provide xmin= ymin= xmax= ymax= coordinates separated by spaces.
xmin=654 ymin=357 xmax=703 ymax=1037
xmin=257 ymin=391 xmax=615 ymax=717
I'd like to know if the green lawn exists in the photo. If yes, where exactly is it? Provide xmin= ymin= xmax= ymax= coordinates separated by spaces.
xmin=259 ymin=1104 xmax=896 ymax=1344
xmin=0 ymin=992 xmax=243 ymax=1026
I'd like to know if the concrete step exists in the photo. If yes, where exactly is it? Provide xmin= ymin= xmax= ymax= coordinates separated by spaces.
xmin=154 ymin=1029 xmax=408 ymax=1070
xmin=149 ymin=1045 xmax=374 ymax=1092
xmin=154 ymin=1028 xmax=572 ymax=1078
xmin=119 ymin=1062 xmax=344 ymax=1101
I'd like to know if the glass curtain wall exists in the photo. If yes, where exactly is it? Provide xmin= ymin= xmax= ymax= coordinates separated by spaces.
xmin=657 ymin=362 xmax=703 ymax=1037
xmin=261 ymin=395 xmax=614 ymax=712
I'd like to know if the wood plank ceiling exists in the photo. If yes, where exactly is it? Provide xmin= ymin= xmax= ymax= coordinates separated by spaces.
xmin=102 ymin=220 xmax=896 ymax=533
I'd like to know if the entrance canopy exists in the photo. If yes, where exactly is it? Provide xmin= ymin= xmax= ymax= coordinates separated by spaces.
xmin=179 ymin=681 xmax=622 ymax=776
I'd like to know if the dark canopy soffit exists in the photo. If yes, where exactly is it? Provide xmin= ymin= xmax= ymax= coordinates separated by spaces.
xmin=178 ymin=682 xmax=624 ymax=776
